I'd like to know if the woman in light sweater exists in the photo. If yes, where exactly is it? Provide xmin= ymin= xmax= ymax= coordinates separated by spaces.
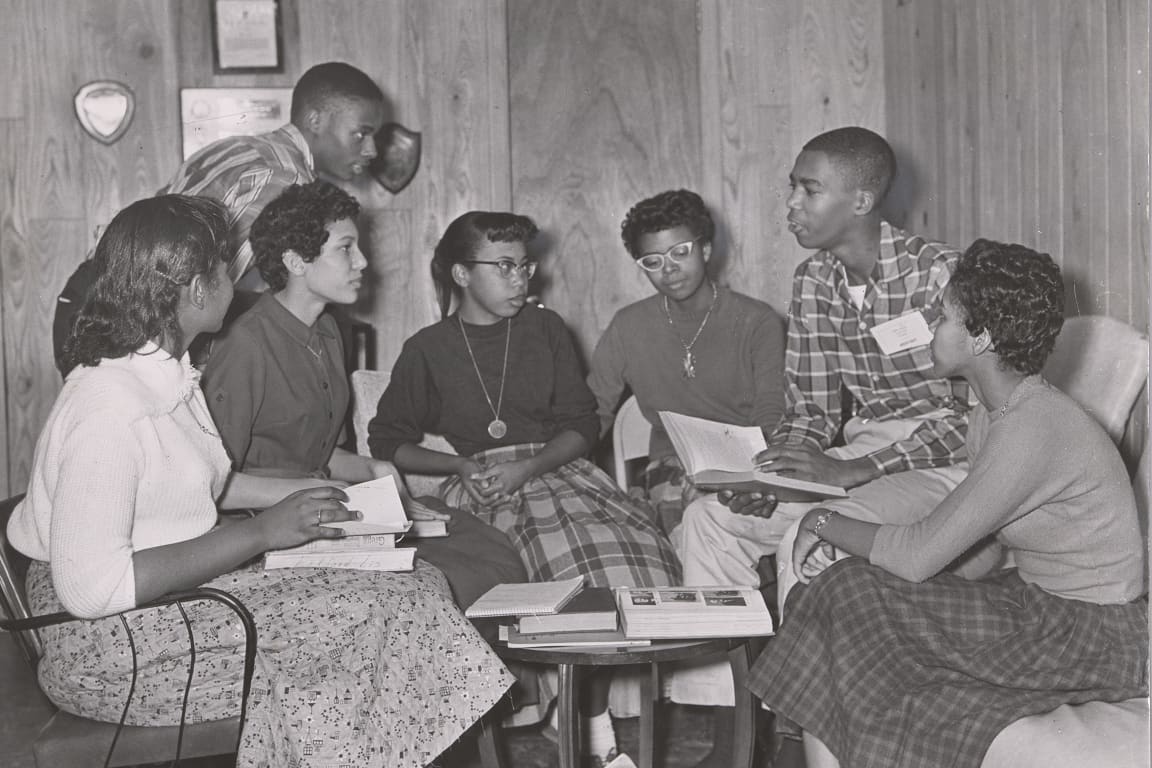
xmin=751 ymin=239 xmax=1147 ymax=768
xmin=7 ymin=195 xmax=512 ymax=768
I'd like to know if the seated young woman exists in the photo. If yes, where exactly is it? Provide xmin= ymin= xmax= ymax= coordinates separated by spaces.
xmin=367 ymin=210 xmax=680 ymax=766
xmin=750 ymin=240 xmax=1148 ymax=768
xmin=200 ymin=181 xmax=526 ymax=610
xmin=588 ymin=188 xmax=786 ymax=533
xmin=6 ymin=195 xmax=514 ymax=768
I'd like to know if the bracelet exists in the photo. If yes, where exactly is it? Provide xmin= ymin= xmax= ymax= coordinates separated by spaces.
xmin=810 ymin=509 xmax=834 ymax=540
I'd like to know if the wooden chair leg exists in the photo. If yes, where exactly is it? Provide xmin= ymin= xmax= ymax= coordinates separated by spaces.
xmin=476 ymin=707 xmax=509 ymax=768
xmin=639 ymin=662 xmax=659 ymax=768
xmin=728 ymin=642 xmax=757 ymax=768
xmin=557 ymin=662 xmax=579 ymax=768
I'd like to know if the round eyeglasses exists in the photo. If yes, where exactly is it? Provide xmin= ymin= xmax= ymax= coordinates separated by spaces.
xmin=636 ymin=237 xmax=704 ymax=272
xmin=463 ymin=259 xmax=538 ymax=280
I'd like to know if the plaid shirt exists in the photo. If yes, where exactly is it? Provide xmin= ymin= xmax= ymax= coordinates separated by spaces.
xmin=163 ymin=124 xmax=315 ymax=283
xmin=770 ymin=222 xmax=969 ymax=474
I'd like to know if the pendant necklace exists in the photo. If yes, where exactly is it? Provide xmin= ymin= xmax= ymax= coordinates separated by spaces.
xmin=458 ymin=315 xmax=512 ymax=439
xmin=662 ymin=281 xmax=718 ymax=379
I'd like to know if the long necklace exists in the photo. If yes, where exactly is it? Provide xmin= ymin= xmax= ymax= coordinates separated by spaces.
xmin=662 ymin=281 xmax=718 ymax=379
xmin=458 ymin=316 xmax=512 ymax=439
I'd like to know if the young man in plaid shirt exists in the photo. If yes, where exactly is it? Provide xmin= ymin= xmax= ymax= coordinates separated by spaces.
xmin=669 ymin=127 xmax=972 ymax=725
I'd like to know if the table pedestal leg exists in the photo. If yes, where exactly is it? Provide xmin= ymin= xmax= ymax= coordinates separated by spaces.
xmin=728 ymin=643 xmax=756 ymax=768
xmin=639 ymin=662 xmax=658 ymax=768
xmin=557 ymin=662 xmax=579 ymax=768
xmin=476 ymin=707 xmax=508 ymax=768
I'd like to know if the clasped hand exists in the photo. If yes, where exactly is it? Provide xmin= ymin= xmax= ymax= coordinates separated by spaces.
xmin=457 ymin=458 xmax=534 ymax=506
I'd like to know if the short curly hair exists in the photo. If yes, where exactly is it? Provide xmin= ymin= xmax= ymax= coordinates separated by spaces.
xmin=251 ymin=181 xmax=361 ymax=292
xmin=620 ymin=189 xmax=715 ymax=258
xmin=947 ymin=238 xmax=1064 ymax=375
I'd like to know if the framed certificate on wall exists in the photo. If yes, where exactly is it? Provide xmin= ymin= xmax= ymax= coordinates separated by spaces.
xmin=211 ymin=0 xmax=283 ymax=73
xmin=180 ymin=87 xmax=292 ymax=160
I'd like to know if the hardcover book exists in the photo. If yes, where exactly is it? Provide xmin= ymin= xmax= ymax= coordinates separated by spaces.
xmin=658 ymin=411 xmax=847 ymax=502
xmin=517 ymin=587 xmax=618 ymax=634
xmin=465 ymin=577 xmax=585 ymax=619
xmin=615 ymin=586 xmax=774 ymax=639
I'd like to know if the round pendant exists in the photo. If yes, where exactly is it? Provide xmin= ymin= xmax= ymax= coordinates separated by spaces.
xmin=487 ymin=419 xmax=508 ymax=439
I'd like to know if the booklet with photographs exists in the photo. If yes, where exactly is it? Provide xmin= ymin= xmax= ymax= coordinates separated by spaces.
xmin=658 ymin=411 xmax=847 ymax=502
xmin=614 ymin=586 xmax=775 ymax=639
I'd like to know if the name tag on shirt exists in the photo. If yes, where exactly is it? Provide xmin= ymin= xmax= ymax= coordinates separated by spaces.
xmin=869 ymin=311 xmax=933 ymax=355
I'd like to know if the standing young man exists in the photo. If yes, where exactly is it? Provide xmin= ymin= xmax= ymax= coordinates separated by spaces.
xmin=54 ymin=62 xmax=388 ymax=375
xmin=670 ymin=127 xmax=972 ymax=724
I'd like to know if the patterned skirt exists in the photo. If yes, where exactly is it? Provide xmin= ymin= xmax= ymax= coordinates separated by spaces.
xmin=439 ymin=444 xmax=680 ymax=588
xmin=747 ymin=558 xmax=1149 ymax=768
xmin=28 ymin=559 xmax=514 ymax=768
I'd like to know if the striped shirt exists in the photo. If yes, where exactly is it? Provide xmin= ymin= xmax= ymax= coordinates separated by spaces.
xmin=770 ymin=222 xmax=969 ymax=474
xmin=163 ymin=124 xmax=315 ymax=283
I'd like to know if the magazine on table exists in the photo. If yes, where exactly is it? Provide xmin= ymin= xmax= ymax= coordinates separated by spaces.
xmin=614 ymin=585 xmax=774 ymax=639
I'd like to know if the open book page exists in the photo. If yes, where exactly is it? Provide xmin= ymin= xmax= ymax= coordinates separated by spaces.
xmin=325 ymin=474 xmax=413 ymax=536
xmin=658 ymin=411 xmax=766 ymax=475
xmin=691 ymin=469 xmax=848 ymax=501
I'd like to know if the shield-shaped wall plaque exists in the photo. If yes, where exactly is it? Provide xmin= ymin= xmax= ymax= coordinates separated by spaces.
xmin=370 ymin=122 xmax=422 ymax=194
xmin=74 ymin=81 xmax=135 ymax=145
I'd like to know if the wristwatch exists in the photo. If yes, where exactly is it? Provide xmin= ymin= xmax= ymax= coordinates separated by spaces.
xmin=810 ymin=509 xmax=835 ymax=540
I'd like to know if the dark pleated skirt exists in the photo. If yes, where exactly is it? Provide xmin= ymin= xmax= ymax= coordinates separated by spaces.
xmin=747 ymin=558 xmax=1148 ymax=768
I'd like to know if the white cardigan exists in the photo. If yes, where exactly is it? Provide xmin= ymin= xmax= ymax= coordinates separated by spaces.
xmin=8 ymin=344 xmax=230 ymax=618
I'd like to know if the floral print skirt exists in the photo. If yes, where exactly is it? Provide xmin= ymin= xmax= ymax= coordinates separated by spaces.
xmin=28 ymin=559 xmax=514 ymax=768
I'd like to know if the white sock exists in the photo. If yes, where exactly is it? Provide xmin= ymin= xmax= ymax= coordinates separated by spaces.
xmin=584 ymin=711 xmax=617 ymax=759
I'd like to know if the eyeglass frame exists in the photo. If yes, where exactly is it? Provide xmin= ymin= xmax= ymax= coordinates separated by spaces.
xmin=461 ymin=259 xmax=538 ymax=280
xmin=634 ymin=236 xmax=705 ymax=272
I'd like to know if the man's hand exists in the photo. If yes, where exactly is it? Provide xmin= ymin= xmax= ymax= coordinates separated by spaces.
xmin=754 ymin=444 xmax=877 ymax=489
xmin=716 ymin=489 xmax=779 ymax=518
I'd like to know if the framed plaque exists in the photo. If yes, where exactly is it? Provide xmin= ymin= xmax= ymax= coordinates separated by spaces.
xmin=180 ymin=87 xmax=292 ymax=160
xmin=211 ymin=0 xmax=283 ymax=73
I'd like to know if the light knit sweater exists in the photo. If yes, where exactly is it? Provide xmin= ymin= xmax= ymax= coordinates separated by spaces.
xmin=8 ymin=344 xmax=230 ymax=618
xmin=871 ymin=376 xmax=1144 ymax=603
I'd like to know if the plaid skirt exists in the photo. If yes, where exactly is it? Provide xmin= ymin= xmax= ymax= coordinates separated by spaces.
xmin=28 ymin=559 xmax=514 ymax=768
xmin=638 ymin=455 xmax=707 ymax=535
xmin=747 ymin=558 xmax=1148 ymax=768
xmin=440 ymin=444 xmax=680 ymax=588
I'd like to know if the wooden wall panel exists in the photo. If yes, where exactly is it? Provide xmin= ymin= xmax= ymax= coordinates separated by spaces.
xmin=0 ymin=125 xmax=16 ymax=494
xmin=296 ymin=0 xmax=508 ymax=371
xmin=884 ymin=0 xmax=1148 ymax=332
xmin=508 ymin=0 xmax=701 ymax=357
xmin=883 ymin=0 xmax=1150 ymax=460
xmin=700 ymin=0 xmax=887 ymax=314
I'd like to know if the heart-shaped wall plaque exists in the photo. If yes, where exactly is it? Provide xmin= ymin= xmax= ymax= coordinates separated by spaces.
xmin=74 ymin=81 xmax=135 ymax=145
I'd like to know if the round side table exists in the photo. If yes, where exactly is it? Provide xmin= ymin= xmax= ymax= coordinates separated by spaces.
xmin=477 ymin=636 xmax=758 ymax=768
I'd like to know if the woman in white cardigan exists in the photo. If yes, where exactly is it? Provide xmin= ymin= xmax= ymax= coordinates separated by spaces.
xmin=7 ymin=195 xmax=513 ymax=767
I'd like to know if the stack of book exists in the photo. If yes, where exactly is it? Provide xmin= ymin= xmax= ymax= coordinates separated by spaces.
xmin=468 ymin=578 xmax=650 ymax=649
xmin=615 ymin=586 xmax=774 ymax=639
xmin=263 ymin=475 xmax=446 ymax=572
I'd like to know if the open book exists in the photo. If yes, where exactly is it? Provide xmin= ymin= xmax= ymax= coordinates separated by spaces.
xmin=324 ymin=474 xmax=413 ymax=536
xmin=658 ymin=411 xmax=847 ymax=502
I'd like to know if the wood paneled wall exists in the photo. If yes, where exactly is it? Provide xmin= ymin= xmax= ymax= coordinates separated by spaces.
xmin=882 ymin=0 xmax=1150 ymax=457
xmin=0 ymin=0 xmax=1147 ymax=493
xmin=0 ymin=0 xmax=507 ymax=495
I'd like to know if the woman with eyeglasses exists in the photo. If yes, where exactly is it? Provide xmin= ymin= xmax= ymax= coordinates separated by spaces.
xmin=368 ymin=210 xmax=679 ymax=767
xmin=588 ymin=189 xmax=786 ymax=536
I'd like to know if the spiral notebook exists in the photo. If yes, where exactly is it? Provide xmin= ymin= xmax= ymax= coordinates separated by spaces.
xmin=465 ymin=576 xmax=585 ymax=619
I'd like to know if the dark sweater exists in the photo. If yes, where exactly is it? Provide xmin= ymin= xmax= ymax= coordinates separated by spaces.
xmin=369 ymin=305 xmax=600 ymax=459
